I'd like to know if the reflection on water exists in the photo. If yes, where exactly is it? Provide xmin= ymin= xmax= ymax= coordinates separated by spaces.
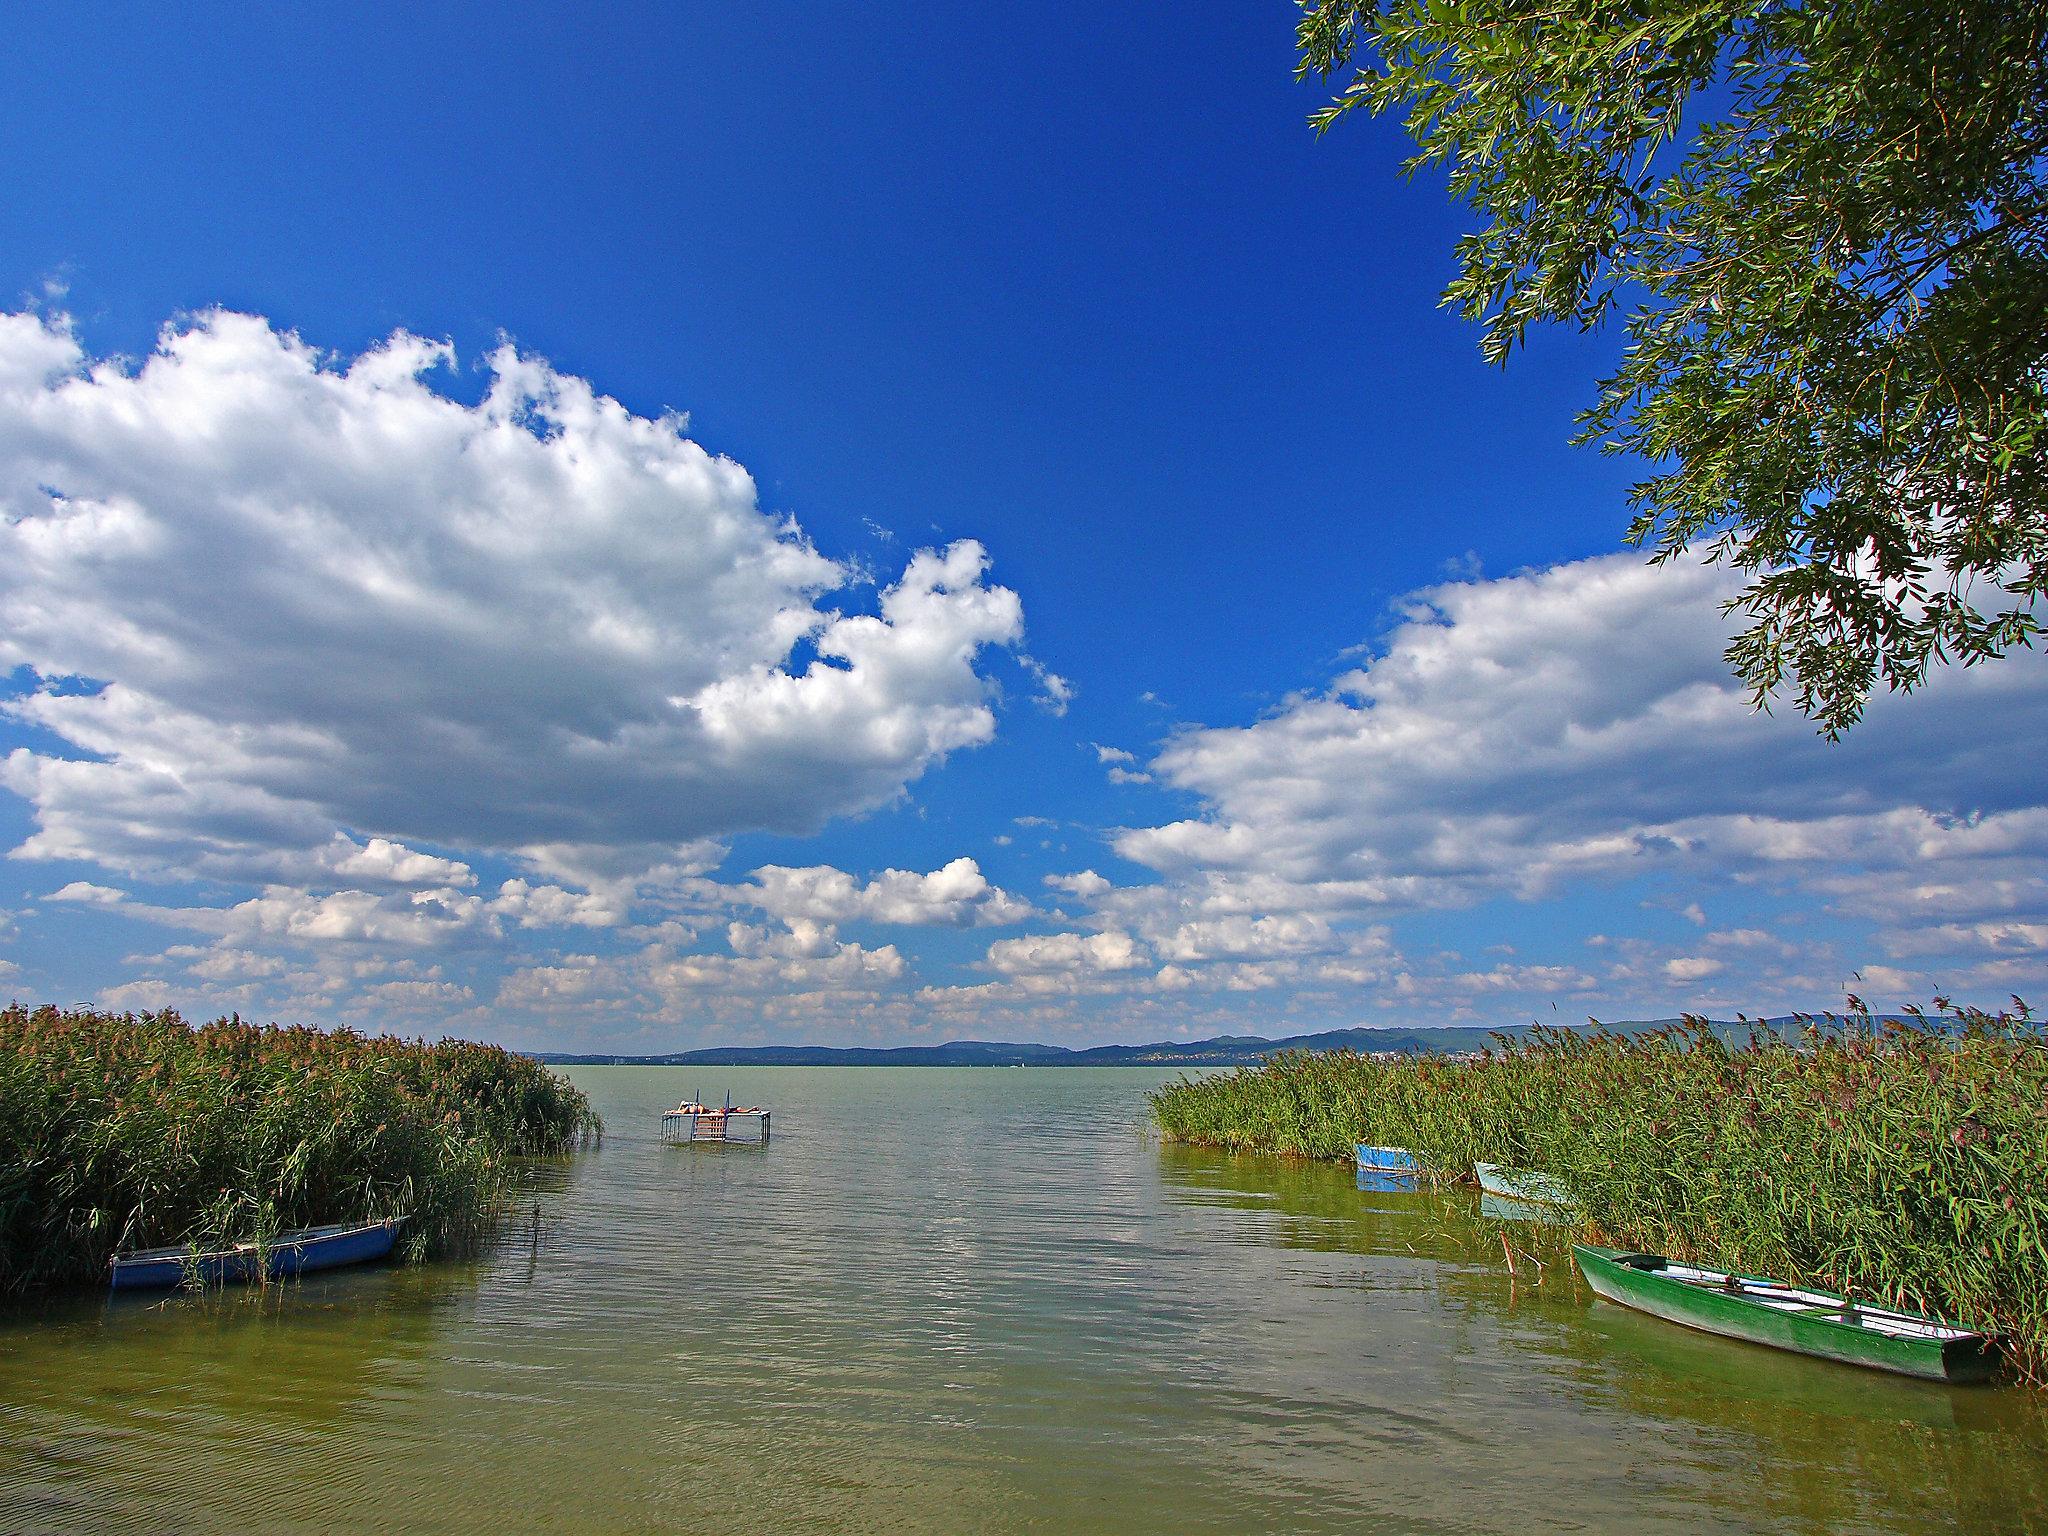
xmin=3 ymin=1067 xmax=2044 ymax=1535
xmin=1478 ymin=1191 xmax=1554 ymax=1224
xmin=1355 ymin=1168 xmax=1422 ymax=1193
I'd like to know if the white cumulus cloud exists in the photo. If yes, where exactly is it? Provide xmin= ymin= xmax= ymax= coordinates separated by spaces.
xmin=727 ymin=856 xmax=1032 ymax=928
xmin=48 ymin=881 xmax=126 ymax=904
xmin=325 ymin=836 xmax=476 ymax=888
xmin=985 ymin=929 xmax=1146 ymax=976
xmin=1044 ymin=869 xmax=1111 ymax=899
xmin=0 ymin=309 xmax=1024 ymax=887
xmin=1116 ymin=553 xmax=2048 ymax=913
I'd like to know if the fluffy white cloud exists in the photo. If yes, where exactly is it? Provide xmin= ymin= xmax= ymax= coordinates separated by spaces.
xmin=97 ymin=978 xmax=175 ymax=1011
xmin=178 ymin=946 xmax=294 ymax=981
xmin=648 ymin=939 xmax=906 ymax=996
xmin=492 ymin=878 xmax=622 ymax=929
xmin=1116 ymin=553 xmax=2048 ymax=913
xmin=1153 ymin=913 xmax=1334 ymax=962
xmin=1023 ymin=657 xmax=1074 ymax=715
xmin=953 ymin=551 xmax=2048 ymax=1027
xmin=17 ymin=308 xmax=2045 ymax=1041
xmin=360 ymin=978 xmax=474 ymax=1011
xmin=721 ymin=856 xmax=1032 ymax=929
xmin=326 ymin=836 xmax=475 ymax=888
xmin=1044 ymin=869 xmax=1111 ymax=899
xmin=985 ymin=929 xmax=1146 ymax=976
xmin=1882 ymin=920 xmax=2048 ymax=959
xmin=172 ymin=887 xmax=491 ymax=947
xmin=1662 ymin=956 xmax=1725 ymax=984
xmin=496 ymin=962 xmax=606 ymax=1010
xmin=83 ymin=876 xmax=629 ymax=953
xmin=0 ymin=309 xmax=1024 ymax=886
xmin=48 ymin=881 xmax=126 ymax=904
xmin=727 ymin=918 xmax=846 ymax=959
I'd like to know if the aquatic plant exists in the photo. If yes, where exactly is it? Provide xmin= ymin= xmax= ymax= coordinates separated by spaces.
xmin=0 ymin=1004 xmax=600 ymax=1294
xmin=1150 ymin=1000 xmax=2048 ymax=1382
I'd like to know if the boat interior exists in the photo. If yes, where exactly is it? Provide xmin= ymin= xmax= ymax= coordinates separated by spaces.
xmin=1645 ymin=1259 xmax=1981 ymax=1341
xmin=115 ymin=1219 xmax=392 ymax=1266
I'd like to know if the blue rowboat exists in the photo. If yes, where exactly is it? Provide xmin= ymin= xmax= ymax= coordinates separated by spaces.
xmin=109 ymin=1218 xmax=403 ymax=1292
xmin=1355 ymin=1144 xmax=1421 ymax=1175
xmin=1474 ymin=1161 xmax=1575 ymax=1211
xmin=1356 ymin=1143 xmax=1420 ymax=1172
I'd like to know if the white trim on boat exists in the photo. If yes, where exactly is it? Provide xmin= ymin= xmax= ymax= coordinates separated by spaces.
xmin=1654 ymin=1262 xmax=1975 ymax=1340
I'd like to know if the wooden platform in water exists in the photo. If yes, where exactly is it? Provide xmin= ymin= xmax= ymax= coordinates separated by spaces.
xmin=661 ymin=1101 xmax=771 ymax=1145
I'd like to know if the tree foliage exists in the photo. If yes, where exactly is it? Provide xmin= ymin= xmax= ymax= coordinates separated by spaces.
xmin=1299 ymin=0 xmax=2048 ymax=733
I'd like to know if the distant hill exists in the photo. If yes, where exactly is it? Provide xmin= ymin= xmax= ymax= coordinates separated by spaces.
xmin=529 ymin=1014 xmax=1892 ymax=1067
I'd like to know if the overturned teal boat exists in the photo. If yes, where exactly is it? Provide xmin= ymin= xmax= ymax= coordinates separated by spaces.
xmin=1474 ymin=1161 xmax=1573 ymax=1211
xmin=1480 ymin=1192 xmax=1558 ymax=1223
xmin=1574 ymin=1245 xmax=2000 ymax=1384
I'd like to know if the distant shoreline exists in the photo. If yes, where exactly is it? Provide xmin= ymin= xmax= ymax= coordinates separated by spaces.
xmin=529 ymin=1014 xmax=1906 ymax=1069
xmin=547 ymin=1056 xmax=1245 ymax=1068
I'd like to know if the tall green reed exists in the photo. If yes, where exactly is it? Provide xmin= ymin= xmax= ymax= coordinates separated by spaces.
xmin=1150 ymin=1000 xmax=2048 ymax=1382
xmin=0 ymin=1004 xmax=600 ymax=1293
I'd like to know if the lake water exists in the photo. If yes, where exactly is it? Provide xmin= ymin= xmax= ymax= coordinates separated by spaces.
xmin=4 ymin=1066 xmax=2046 ymax=1534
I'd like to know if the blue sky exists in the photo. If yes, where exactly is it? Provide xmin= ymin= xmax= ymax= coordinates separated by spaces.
xmin=1 ymin=3 xmax=2042 ymax=1049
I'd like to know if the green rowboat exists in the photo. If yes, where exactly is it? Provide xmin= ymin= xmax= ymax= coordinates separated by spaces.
xmin=1573 ymin=1245 xmax=2000 ymax=1384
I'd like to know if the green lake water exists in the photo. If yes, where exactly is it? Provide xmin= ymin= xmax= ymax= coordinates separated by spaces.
xmin=4 ymin=1065 xmax=2046 ymax=1534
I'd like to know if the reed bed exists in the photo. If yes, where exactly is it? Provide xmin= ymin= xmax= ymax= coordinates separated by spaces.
xmin=1150 ymin=1002 xmax=2048 ymax=1382
xmin=0 ymin=1004 xmax=600 ymax=1294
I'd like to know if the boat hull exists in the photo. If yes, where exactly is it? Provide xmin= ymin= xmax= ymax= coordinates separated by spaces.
xmin=1474 ymin=1162 xmax=1573 ymax=1210
xmin=1355 ymin=1144 xmax=1420 ymax=1175
xmin=110 ymin=1219 xmax=402 ymax=1292
xmin=1479 ymin=1192 xmax=1556 ymax=1223
xmin=1574 ymin=1245 xmax=1999 ymax=1384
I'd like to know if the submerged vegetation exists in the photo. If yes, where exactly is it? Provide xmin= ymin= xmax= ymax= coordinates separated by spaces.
xmin=1150 ymin=1001 xmax=2048 ymax=1382
xmin=0 ymin=1004 xmax=599 ymax=1294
